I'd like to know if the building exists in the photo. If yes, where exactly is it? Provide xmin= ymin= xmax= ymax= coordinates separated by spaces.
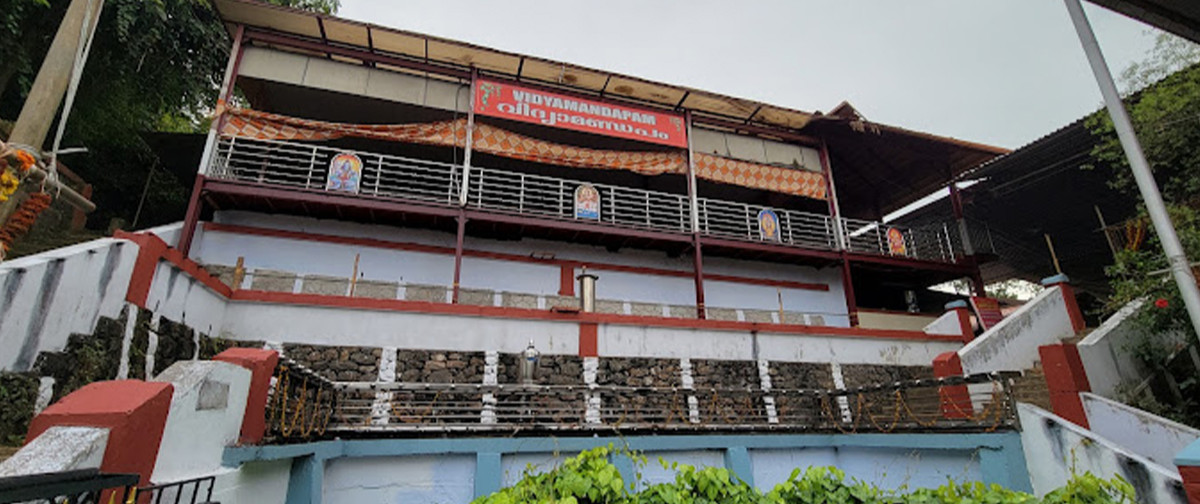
xmin=12 ymin=2 xmax=1200 ymax=504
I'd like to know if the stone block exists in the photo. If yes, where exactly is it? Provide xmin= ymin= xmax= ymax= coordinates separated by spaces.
xmin=546 ymin=295 xmax=579 ymax=310
xmin=501 ymin=292 xmax=539 ymax=310
xmin=781 ymin=312 xmax=807 ymax=325
xmin=351 ymin=280 xmax=398 ymax=300
xmin=595 ymin=299 xmax=625 ymax=315
xmin=459 ymin=288 xmax=495 ymax=306
xmin=629 ymin=302 xmax=664 ymax=318
xmin=250 ymin=269 xmax=296 ymax=292
xmin=743 ymin=309 xmax=776 ymax=323
xmin=405 ymin=284 xmax=448 ymax=303
xmin=668 ymin=305 xmax=699 ymax=319
xmin=809 ymin=315 xmax=826 ymax=326
xmin=707 ymin=307 xmax=738 ymax=321
xmin=301 ymin=275 xmax=349 ymax=296
xmin=203 ymin=265 xmax=237 ymax=288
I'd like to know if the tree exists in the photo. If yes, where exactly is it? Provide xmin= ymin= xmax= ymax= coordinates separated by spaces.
xmin=0 ymin=0 xmax=338 ymax=229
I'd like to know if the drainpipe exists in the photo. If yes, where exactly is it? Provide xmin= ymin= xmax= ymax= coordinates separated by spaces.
xmin=1064 ymin=0 xmax=1200 ymax=344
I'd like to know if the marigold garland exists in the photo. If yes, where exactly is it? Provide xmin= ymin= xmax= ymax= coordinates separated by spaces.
xmin=0 ymin=141 xmax=37 ymax=203
xmin=0 ymin=192 xmax=52 ymax=257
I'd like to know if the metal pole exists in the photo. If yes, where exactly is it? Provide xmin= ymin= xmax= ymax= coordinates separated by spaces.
xmin=197 ymin=25 xmax=244 ymax=178
xmin=818 ymin=141 xmax=846 ymax=250
xmin=684 ymin=111 xmax=706 ymax=319
xmin=1065 ymin=0 xmax=1200 ymax=343
xmin=459 ymin=68 xmax=478 ymax=207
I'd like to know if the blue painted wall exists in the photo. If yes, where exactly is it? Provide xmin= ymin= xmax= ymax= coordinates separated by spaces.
xmin=224 ymin=433 xmax=1030 ymax=504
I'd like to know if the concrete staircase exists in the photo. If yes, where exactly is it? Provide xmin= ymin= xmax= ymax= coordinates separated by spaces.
xmin=1012 ymin=363 xmax=1053 ymax=412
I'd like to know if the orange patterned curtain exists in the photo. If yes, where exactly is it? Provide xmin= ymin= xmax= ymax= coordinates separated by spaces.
xmin=222 ymin=109 xmax=826 ymax=200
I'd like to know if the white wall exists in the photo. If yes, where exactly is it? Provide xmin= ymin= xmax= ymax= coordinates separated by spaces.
xmin=0 ymin=238 xmax=138 ymax=371
xmin=196 ymin=211 xmax=849 ymax=322
xmin=598 ymin=324 xmax=958 ymax=365
xmin=151 ymin=361 xmax=252 ymax=484
xmin=1077 ymin=299 xmax=1165 ymax=398
xmin=210 ymin=461 xmax=292 ymax=504
xmin=221 ymin=302 xmax=582 ymax=355
xmin=750 ymin=447 xmax=981 ymax=492
xmin=958 ymin=286 xmax=1074 ymax=374
xmin=323 ymin=455 xmax=476 ymax=504
xmin=1018 ymin=404 xmax=1187 ymax=504
xmin=1081 ymin=393 xmax=1200 ymax=471
xmin=145 ymin=260 xmax=230 ymax=341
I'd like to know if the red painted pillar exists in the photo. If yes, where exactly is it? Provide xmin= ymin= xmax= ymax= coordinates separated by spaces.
xmin=1042 ymin=274 xmax=1087 ymax=333
xmin=214 ymin=348 xmax=280 ymax=445
xmin=944 ymin=300 xmax=975 ymax=343
xmin=841 ymin=257 xmax=858 ymax=327
xmin=1039 ymin=343 xmax=1092 ymax=428
xmin=1178 ymin=439 xmax=1200 ymax=503
xmin=932 ymin=352 xmax=972 ymax=418
xmin=27 ymin=381 xmax=174 ymax=486
xmin=452 ymin=212 xmax=466 ymax=304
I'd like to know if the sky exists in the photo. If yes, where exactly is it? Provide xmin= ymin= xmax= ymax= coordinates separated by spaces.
xmin=335 ymin=1 xmax=1169 ymax=150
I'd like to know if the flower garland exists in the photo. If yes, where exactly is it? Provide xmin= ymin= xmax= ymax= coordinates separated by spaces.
xmin=0 ymin=192 xmax=52 ymax=258
xmin=0 ymin=140 xmax=37 ymax=203
xmin=0 ymin=140 xmax=51 ymax=260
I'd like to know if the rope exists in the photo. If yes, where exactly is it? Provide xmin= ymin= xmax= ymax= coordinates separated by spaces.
xmin=47 ymin=0 xmax=106 ymax=188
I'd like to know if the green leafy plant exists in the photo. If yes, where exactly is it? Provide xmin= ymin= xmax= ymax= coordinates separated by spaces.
xmin=474 ymin=448 xmax=1137 ymax=504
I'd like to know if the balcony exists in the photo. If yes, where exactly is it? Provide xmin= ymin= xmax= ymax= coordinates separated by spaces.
xmin=209 ymin=135 xmax=985 ymax=264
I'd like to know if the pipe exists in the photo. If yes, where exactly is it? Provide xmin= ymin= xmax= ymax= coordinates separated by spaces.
xmin=1065 ymin=0 xmax=1200 ymax=343
xmin=577 ymin=267 xmax=598 ymax=313
xmin=24 ymin=165 xmax=96 ymax=213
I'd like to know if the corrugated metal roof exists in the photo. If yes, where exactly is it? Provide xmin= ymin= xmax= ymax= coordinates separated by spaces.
xmin=1087 ymin=0 xmax=1200 ymax=44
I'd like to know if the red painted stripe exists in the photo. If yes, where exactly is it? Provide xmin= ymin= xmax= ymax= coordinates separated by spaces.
xmin=230 ymin=289 xmax=959 ymax=342
xmin=202 ymin=222 xmax=829 ymax=292
xmin=579 ymin=323 xmax=598 ymax=357
xmin=559 ymin=265 xmax=576 ymax=296
xmin=115 ymin=230 xmax=234 ymax=309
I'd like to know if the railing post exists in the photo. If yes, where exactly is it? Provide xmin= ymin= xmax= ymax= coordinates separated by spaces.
xmin=373 ymin=155 xmax=382 ymax=195
xmin=558 ymin=179 xmax=565 ymax=217
xmin=518 ymin=174 xmax=526 ymax=213
xmin=785 ymin=211 xmax=794 ymax=244
xmin=645 ymin=192 xmax=651 ymax=228
xmin=744 ymin=204 xmax=753 ymax=239
xmin=306 ymin=145 xmax=317 ymax=190
xmin=610 ymin=189 xmax=616 ymax=224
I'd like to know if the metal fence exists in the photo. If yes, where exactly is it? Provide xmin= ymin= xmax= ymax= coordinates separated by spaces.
xmin=265 ymin=356 xmax=338 ymax=442
xmin=320 ymin=372 xmax=1020 ymax=435
xmin=0 ymin=470 xmax=139 ymax=504
xmin=212 ymin=135 xmax=983 ymax=263
xmin=137 ymin=475 xmax=216 ymax=504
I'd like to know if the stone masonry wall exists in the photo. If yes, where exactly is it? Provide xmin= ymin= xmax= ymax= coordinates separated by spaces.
xmin=284 ymin=344 xmax=381 ymax=382
xmin=396 ymin=350 xmax=484 ymax=383
xmin=597 ymin=358 xmax=683 ymax=424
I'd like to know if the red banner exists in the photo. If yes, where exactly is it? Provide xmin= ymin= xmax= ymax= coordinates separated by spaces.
xmin=473 ymin=79 xmax=687 ymax=148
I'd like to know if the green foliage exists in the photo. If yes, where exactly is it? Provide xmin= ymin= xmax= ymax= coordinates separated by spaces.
xmin=0 ymin=372 xmax=39 ymax=446
xmin=474 ymin=447 xmax=1137 ymax=504
xmin=0 ymin=0 xmax=338 ymax=229
xmin=1040 ymin=472 xmax=1134 ymax=504
xmin=1085 ymin=62 xmax=1200 ymax=205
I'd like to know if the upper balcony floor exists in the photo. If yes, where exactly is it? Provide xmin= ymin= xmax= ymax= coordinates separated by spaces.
xmin=206 ymin=133 xmax=991 ymax=269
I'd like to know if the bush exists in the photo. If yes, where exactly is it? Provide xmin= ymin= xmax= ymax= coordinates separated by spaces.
xmin=473 ymin=446 xmax=1136 ymax=504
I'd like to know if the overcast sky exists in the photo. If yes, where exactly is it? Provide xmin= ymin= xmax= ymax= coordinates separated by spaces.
xmin=336 ymin=1 xmax=1167 ymax=150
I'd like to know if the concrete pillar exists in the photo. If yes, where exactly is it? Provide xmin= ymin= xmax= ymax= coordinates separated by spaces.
xmin=214 ymin=348 xmax=280 ymax=444
xmin=26 ymin=380 xmax=174 ymax=486
xmin=932 ymin=352 xmax=972 ymax=419
xmin=1038 ymin=343 xmax=1091 ymax=428
xmin=1176 ymin=438 xmax=1200 ymax=503
xmin=945 ymin=300 xmax=974 ymax=343
xmin=1041 ymin=274 xmax=1087 ymax=334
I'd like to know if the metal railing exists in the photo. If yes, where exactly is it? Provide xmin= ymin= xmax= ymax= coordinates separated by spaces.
xmin=265 ymin=356 xmax=337 ymax=442
xmin=318 ymin=372 xmax=1020 ymax=435
xmin=137 ymin=475 xmax=217 ymax=504
xmin=211 ymin=135 xmax=982 ymax=263
xmin=0 ymin=470 xmax=138 ymax=504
